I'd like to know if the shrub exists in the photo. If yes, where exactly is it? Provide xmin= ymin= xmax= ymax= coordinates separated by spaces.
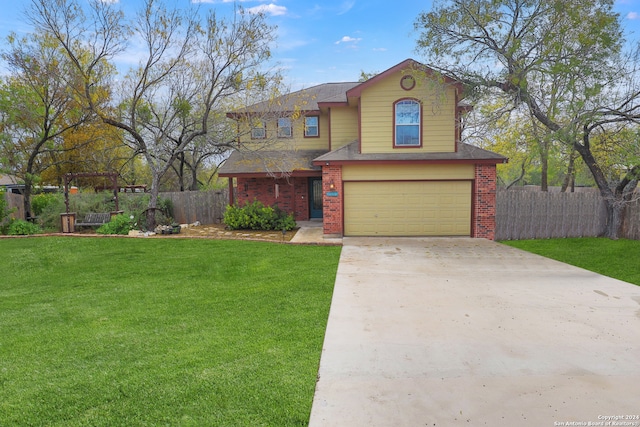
xmin=31 ymin=193 xmax=59 ymax=217
xmin=7 ymin=219 xmax=42 ymax=235
xmin=0 ymin=192 xmax=14 ymax=234
xmin=223 ymin=200 xmax=296 ymax=231
xmin=96 ymin=213 xmax=134 ymax=235
xmin=36 ymin=193 xmax=66 ymax=232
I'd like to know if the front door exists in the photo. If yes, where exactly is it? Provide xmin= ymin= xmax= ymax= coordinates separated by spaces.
xmin=309 ymin=177 xmax=323 ymax=219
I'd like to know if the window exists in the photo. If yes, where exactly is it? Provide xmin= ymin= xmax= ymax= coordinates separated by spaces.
xmin=251 ymin=121 xmax=266 ymax=139
xmin=277 ymin=118 xmax=292 ymax=138
xmin=304 ymin=116 xmax=319 ymax=137
xmin=394 ymin=99 xmax=421 ymax=147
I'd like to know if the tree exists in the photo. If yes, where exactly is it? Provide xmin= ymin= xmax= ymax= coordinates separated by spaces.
xmin=415 ymin=0 xmax=640 ymax=238
xmin=40 ymin=116 xmax=130 ymax=188
xmin=0 ymin=32 xmax=94 ymax=219
xmin=28 ymin=0 xmax=281 ymax=229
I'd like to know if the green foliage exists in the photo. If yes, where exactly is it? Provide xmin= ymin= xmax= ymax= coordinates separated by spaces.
xmin=0 ymin=192 xmax=14 ymax=234
xmin=96 ymin=213 xmax=134 ymax=235
xmin=157 ymin=196 xmax=173 ymax=218
xmin=224 ymin=200 xmax=296 ymax=231
xmin=7 ymin=219 xmax=42 ymax=235
xmin=36 ymin=193 xmax=66 ymax=231
xmin=30 ymin=193 xmax=59 ymax=217
xmin=0 ymin=237 xmax=340 ymax=425
xmin=35 ymin=192 xmax=175 ymax=232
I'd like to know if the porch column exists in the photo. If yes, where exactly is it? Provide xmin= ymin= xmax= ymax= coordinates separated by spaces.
xmin=322 ymin=164 xmax=343 ymax=236
xmin=473 ymin=163 xmax=497 ymax=240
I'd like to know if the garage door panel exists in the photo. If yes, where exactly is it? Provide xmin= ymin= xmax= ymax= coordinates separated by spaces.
xmin=344 ymin=181 xmax=471 ymax=236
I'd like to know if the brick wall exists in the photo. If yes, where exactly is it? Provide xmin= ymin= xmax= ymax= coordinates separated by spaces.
xmin=235 ymin=176 xmax=310 ymax=221
xmin=322 ymin=165 xmax=343 ymax=235
xmin=473 ymin=164 xmax=497 ymax=240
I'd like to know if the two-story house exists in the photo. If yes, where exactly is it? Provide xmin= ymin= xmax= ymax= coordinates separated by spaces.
xmin=219 ymin=59 xmax=506 ymax=239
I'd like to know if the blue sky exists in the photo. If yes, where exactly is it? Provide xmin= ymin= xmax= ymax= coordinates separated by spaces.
xmin=2 ymin=0 xmax=640 ymax=90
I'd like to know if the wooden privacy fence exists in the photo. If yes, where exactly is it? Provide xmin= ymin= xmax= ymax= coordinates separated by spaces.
xmin=494 ymin=189 xmax=640 ymax=240
xmin=2 ymin=192 xmax=25 ymax=220
xmin=622 ymin=197 xmax=640 ymax=240
xmin=160 ymin=189 xmax=229 ymax=225
xmin=6 ymin=188 xmax=640 ymax=239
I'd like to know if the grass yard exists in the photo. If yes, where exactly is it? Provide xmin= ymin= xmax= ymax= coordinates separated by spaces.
xmin=0 ymin=237 xmax=341 ymax=426
xmin=501 ymin=237 xmax=640 ymax=286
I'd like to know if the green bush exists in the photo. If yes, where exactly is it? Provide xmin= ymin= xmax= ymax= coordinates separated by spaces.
xmin=0 ymin=192 xmax=14 ymax=234
xmin=31 ymin=193 xmax=59 ymax=217
xmin=96 ymin=213 xmax=134 ymax=235
xmin=223 ymin=200 xmax=296 ymax=231
xmin=7 ymin=219 xmax=42 ymax=235
xmin=36 ymin=192 xmax=174 ymax=232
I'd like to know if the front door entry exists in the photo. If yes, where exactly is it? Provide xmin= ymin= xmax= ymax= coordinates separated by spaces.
xmin=309 ymin=178 xmax=323 ymax=219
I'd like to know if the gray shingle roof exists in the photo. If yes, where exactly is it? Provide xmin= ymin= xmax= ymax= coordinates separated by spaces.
xmin=218 ymin=149 xmax=326 ymax=176
xmin=231 ymin=82 xmax=360 ymax=114
xmin=313 ymin=141 xmax=507 ymax=164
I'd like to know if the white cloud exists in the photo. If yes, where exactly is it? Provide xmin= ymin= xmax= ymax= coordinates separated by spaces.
xmin=99 ymin=0 xmax=119 ymax=3
xmin=335 ymin=36 xmax=361 ymax=45
xmin=337 ymin=1 xmax=355 ymax=15
xmin=627 ymin=11 xmax=639 ymax=20
xmin=246 ymin=4 xmax=287 ymax=16
xmin=372 ymin=47 xmax=387 ymax=52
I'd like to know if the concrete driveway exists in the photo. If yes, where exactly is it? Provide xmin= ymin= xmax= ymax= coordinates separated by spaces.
xmin=309 ymin=237 xmax=640 ymax=427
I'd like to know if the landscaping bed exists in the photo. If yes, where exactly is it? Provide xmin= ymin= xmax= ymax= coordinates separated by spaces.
xmin=158 ymin=223 xmax=298 ymax=242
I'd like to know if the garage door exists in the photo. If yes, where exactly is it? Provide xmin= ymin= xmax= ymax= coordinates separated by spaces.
xmin=344 ymin=181 xmax=471 ymax=236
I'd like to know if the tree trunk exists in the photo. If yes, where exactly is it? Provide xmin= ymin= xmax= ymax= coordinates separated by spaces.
xmin=190 ymin=164 xmax=199 ymax=191
xmin=539 ymin=138 xmax=549 ymax=191
xmin=22 ymin=178 xmax=32 ymax=221
xmin=178 ymin=152 xmax=186 ymax=192
xmin=574 ymin=138 xmax=623 ymax=239
xmin=603 ymin=199 xmax=625 ymax=239
xmin=561 ymin=152 xmax=576 ymax=193
xmin=540 ymin=154 xmax=548 ymax=191
xmin=146 ymin=174 xmax=162 ymax=231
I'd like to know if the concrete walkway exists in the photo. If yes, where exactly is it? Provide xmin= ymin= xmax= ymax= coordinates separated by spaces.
xmin=309 ymin=237 xmax=640 ymax=427
xmin=290 ymin=220 xmax=342 ymax=245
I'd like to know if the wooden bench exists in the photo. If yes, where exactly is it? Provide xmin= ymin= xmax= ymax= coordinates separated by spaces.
xmin=76 ymin=212 xmax=111 ymax=227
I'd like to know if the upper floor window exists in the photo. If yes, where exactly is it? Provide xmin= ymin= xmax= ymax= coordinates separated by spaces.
xmin=394 ymin=99 xmax=421 ymax=147
xmin=304 ymin=116 xmax=319 ymax=137
xmin=251 ymin=120 xmax=266 ymax=139
xmin=277 ymin=118 xmax=292 ymax=138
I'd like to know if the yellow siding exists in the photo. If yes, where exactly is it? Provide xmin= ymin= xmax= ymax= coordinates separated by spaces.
xmin=344 ymin=181 xmax=471 ymax=236
xmin=237 ymin=114 xmax=330 ymax=151
xmin=360 ymin=70 xmax=457 ymax=154
xmin=329 ymin=106 xmax=358 ymax=150
xmin=342 ymin=164 xmax=474 ymax=181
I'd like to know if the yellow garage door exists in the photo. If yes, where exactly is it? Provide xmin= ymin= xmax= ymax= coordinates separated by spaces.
xmin=344 ymin=181 xmax=471 ymax=236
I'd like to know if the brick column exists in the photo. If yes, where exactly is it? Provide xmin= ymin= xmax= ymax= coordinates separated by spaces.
xmin=322 ymin=165 xmax=343 ymax=236
xmin=473 ymin=164 xmax=497 ymax=240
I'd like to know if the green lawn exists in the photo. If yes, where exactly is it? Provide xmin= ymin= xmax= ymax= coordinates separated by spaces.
xmin=0 ymin=237 xmax=341 ymax=426
xmin=501 ymin=237 xmax=640 ymax=286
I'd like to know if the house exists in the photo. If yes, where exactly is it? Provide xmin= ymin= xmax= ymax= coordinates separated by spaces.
xmin=0 ymin=174 xmax=21 ymax=194
xmin=219 ymin=59 xmax=507 ymax=240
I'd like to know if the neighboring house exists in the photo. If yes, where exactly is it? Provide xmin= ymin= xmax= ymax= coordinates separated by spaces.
xmin=219 ymin=59 xmax=507 ymax=240
xmin=0 ymin=174 xmax=22 ymax=194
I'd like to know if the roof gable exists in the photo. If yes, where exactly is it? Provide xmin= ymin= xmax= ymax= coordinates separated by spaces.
xmin=228 ymin=59 xmax=466 ymax=116
xmin=345 ymin=59 xmax=464 ymax=99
